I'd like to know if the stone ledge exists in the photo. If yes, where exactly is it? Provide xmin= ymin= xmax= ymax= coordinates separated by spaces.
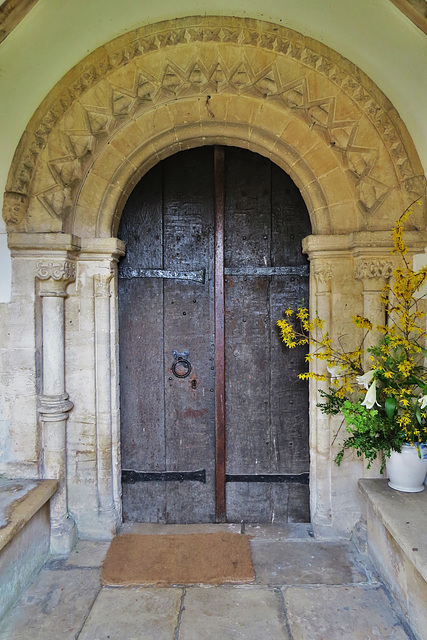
xmin=0 ymin=479 xmax=57 ymax=552
xmin=358 ymin=478 xmax=427 ymax=584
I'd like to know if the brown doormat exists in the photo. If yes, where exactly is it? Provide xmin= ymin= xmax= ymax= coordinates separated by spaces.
xmin=101 ymin=532 xmax=255 ymax=587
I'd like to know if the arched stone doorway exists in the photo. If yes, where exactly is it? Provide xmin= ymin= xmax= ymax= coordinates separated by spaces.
xmin=2 ymin=16 xmax=425 ymax=550
xmin=118 ymin=145 xmax=311 ymax=524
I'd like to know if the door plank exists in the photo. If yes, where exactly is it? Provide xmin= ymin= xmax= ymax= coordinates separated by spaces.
xmin=214 ymin=146 xmax=226 ymax=522
xmin=270 ymin=162 xmax=310 ymax=520
xmin=119 ymin=164 xmax=167 ymax=522
xmin=224 ymin=148 xmax=273 ymax=523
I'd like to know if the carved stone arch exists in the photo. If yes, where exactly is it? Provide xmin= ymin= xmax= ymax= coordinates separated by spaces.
xmin=3 ymin=15 xmax=425 ymax=236
xmin=76 ymin=107 xmax=337 ymax=239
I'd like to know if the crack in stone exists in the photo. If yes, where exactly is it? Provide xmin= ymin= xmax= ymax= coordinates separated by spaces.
xmin=173 ymin=587 xmax=186 ymax=640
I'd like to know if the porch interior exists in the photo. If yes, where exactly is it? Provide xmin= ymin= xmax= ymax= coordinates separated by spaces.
xmin=0 ymin=4 xmax=426 ymax=639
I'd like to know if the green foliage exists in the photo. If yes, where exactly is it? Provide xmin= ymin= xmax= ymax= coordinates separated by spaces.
xmin=334 ymin=401 xmax=406 ymax=473
xmin=317 ymin=389 xmax=346 ymax=416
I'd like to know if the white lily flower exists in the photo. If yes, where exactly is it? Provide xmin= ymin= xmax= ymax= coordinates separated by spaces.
xmin=418 ymin=395 xmax=427 ymax=410
xmin=361 ymin=379 xmax=380 ymax=410
xmin=327 ymin=365 xmax=346 ymax=381
xmin=356 ymin=369 xmax=375 ymax=390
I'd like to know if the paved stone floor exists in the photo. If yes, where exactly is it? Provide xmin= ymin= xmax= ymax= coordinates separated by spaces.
xmin=0 ymin=524 xmax=416 ymax=640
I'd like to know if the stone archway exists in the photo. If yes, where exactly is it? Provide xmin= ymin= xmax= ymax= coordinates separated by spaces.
xmin=4 ymin=16 xmax=425 ymax=234
xmin=2 ymin=16 xmax=426 ymax=548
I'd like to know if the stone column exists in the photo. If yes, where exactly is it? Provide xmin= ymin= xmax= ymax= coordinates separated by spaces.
xmin=354 ymin=258 xmax=393 ymax=370
xmin=94 ymin=272 xmax=115 ymax=521
xmin=73 ymin=237 xmax=124 ymax=538
xmin=37 ymin=260 xmax=77 ymax=555
xmin=310 ymin=259 xmax=333 ymax=533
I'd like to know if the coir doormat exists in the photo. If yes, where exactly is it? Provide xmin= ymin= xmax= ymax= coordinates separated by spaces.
xmin=101 ymin=532 xmax=255 ymax=587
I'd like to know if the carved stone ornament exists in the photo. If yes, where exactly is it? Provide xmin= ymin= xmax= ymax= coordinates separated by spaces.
xmin=38 ymin=186 xmax=73 ymax=220
xmin=3 ymin=17 xmax=424 ymax=231
xmin=94 ymin=273 xmax=113 ymax=297
xmin=354 ymin=259 xmax=393 ymax=280
xmin=36 ymin=261 xmax=76 ymax=282
xmin=3 ymin=191 xmax=27 ymax=225
xmin=38 ymin=393 xmax=74 ymax=422
xmin=313 ymin=262 xmax=332 ymax=284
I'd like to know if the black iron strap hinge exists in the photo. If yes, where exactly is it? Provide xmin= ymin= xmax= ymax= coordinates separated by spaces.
xmin=226 ymin=472 xmax=309 ymax=485
xmin=224 ymin=266 xmax=309 ymax=277
xmin=118 ymin=267 xmax=206 ymax=283
xmin=122 ymin=469 xmax=206 ymax=484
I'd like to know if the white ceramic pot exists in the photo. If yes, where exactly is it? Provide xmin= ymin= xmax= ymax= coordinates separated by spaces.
xmin=386 ymin=444 xmax=427 ymax=493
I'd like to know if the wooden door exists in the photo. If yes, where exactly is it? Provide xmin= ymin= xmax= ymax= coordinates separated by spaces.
xmin=118 ymin=146 xmax=310 ymax=524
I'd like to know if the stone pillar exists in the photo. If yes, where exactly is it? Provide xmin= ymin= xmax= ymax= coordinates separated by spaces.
xmin=68 ymin=237 xmax=124 ymax=538
xmin=94 ymin=272 xmax=115 ymax=520
xmin=310 ymin=258 xmax=333 ymax=533
xmin=37 ymin=260 xmax=77 ymax=555
xmin=354 ymin=259 xmax=393 ymax=370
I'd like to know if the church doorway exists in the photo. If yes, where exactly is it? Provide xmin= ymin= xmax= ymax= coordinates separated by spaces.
xmin=118 ymin=146 xmax=311 ymax=524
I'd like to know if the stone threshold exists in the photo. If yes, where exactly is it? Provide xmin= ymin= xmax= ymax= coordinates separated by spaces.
xmin=0 ymin=479 xmax=57 ymax=552
xmin=119 ymin=521 xmax=314 ymax=540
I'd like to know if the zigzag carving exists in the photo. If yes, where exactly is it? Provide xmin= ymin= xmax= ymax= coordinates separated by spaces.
xmin=106 ymin=25 xmax=416 ymax=184
xmin=36 ymin=54 xmax=393 ymax=221
xmin=5 ymin=18 xmax=418 ymax=229
xmin=9 ymin=24 xmax=414 ymax=210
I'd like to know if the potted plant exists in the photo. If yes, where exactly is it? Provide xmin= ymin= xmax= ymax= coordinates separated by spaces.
xmin=277 ymin=202 xmax=427 ymax=491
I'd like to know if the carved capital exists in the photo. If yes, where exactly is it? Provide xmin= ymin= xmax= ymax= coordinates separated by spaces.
xmin=3 ymin=191 xmax=27 ymax=225
xmin=38 ymin=393 xmax=74 ymax=422
xmin=313 ymin=262 xmax=332 ymax=285
xmin=354 ymin=259 xmax=393 ymax=280
xmin=37 ymin=261 xmax=76 ymax=297
xmin=94 ymin=273 xmax=113 ymax=297
xmin=37 ymin=260 xmax=76 ymax=282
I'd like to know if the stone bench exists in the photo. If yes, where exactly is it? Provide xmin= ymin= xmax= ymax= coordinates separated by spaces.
xmin=0 ymin=478 xmax=57 ymax=619
xmin=359 ymin=478 xmax=427 ymax=640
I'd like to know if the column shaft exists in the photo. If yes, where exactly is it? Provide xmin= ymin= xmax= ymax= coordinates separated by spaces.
xmin=37 ymin=260 xmax=76 ymax=555
xmin=310 ymin=260 xmax=333 ymax=531
xmin=94 ymin=273 xmax=114 ymax=515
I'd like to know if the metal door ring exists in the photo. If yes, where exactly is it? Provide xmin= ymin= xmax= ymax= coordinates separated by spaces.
xmin=172 ymin=358 xmax=192 ymax=378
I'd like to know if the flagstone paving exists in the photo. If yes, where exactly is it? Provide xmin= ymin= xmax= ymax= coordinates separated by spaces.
xmin=0 ymin=525 xmax=417 ymax=640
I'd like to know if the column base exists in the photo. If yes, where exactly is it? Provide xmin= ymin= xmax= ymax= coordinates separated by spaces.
xmin=311 ymin=509 xmax=334 ymax=539
xmin=97 ymin=508 xmax=121 ymax=540
xmin=50 ymin=516 xmax=77 ymax=556
xmin=70 ymin=507 xmax=121 ymax=541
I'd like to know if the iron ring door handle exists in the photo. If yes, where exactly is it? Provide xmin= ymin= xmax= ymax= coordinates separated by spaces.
xmin=172 ymin=358 xmax=192 ymax=378
xmin=171 ymin=350 xmax=192 ymax=378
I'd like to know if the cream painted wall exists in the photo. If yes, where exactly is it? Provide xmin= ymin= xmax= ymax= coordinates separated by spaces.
xmin=0 ymin=0 xmax=426 ymax=301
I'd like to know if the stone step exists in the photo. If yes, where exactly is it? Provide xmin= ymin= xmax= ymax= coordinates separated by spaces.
xmin=359 ymin=478 xmax=427 ymax=640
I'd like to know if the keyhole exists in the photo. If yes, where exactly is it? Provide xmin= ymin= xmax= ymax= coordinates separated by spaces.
xmin=191 ymin=380 xmax=197 ymax=390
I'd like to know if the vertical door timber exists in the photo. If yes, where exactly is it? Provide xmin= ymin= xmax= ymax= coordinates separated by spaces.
xmin=119 ymin=146 xmax=310 ymax=524
xmin=214 ymin=147 xmax=226 ymax=522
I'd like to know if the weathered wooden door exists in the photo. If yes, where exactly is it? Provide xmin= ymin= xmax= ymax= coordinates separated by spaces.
xmin=118 ymin=146 xmax=310 ymax=524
